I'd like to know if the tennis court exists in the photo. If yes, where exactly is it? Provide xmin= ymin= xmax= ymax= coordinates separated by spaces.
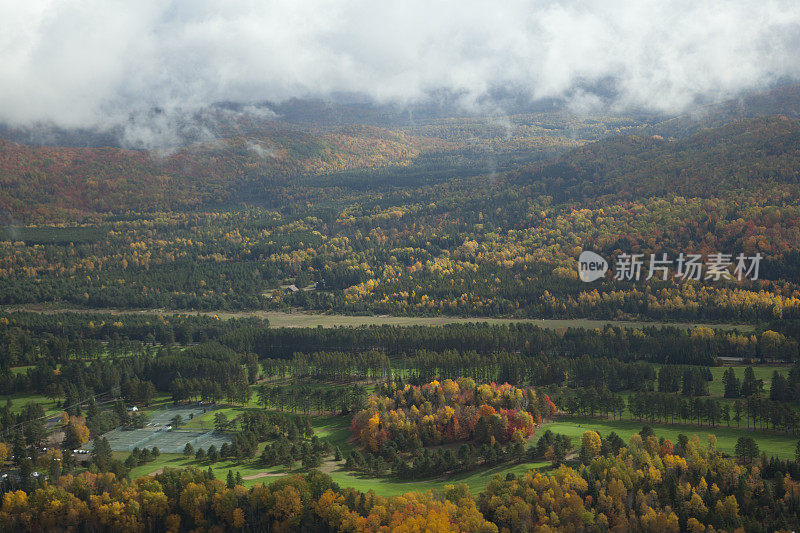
xmin=82 ymin=404 xmax=234 ymax=453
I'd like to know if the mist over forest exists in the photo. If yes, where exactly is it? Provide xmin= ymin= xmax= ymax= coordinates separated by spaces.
xmin=2 ymin=2 xmax=800 ymax=532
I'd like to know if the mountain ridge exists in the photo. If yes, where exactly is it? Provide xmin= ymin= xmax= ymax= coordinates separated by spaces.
xmin=519 ymin=115 xmax=800 ymax=201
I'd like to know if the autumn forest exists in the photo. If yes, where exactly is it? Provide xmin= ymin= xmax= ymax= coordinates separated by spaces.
xmin=3 ymin=71 xmax=800 ymax=532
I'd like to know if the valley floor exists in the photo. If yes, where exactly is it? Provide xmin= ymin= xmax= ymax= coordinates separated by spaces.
xmin=1 ymin=304 xmax=754 ymax=331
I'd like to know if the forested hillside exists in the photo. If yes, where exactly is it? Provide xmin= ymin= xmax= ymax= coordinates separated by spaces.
xmin=520 ymin=116 xmax=800 ymax=200
xmin=0 ymin=106 xmax=652 ymax=222
xmin=0 ymin=124 xmax=445 ymax=221
xmin=648 ymin=82 xmax=800 ymax=138
xmin=3 ymin=114 xmax=800 ymax=318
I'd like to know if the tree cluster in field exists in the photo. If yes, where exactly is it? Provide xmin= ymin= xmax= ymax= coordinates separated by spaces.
xmin=122 ymin=446 xmax=160 ymax=469
xmin=722 ymin=365 xmax=800 ymax=402
xmin=346 ymin=438 xmax=530 ymax=479
xmin=148 ymin=342 xmax=256 ymax=392
xmin=255 ymin=383 xmax=368 ymax=415
xmin=3 ymin=312 xmax=798 ymax=401
xmin=351 ymin=379 xmax=555 ymax=454
xmin=260 ymin=350 xmax=392 ymax=382
xmin=0 ymin=402 xmax=47 ymax=446
xmin=257 ymin=344 xmax=769 ymax=390
xmin=657 ymin=365 xmax=712 ymax=395
xmin=194 ymin=411 xmax=315 ymax=465
xmin=0 ymin=311 xmax=265 ymax=356
xmin=259 ymin=435 xmax=333 ymax=470
xmin=260 ymin=347 xmax=800 ymax=435
xmin=228 ymin=322 xmax=798 ymax=364
xmin=554 ymin=381 xmax=800 ymax=434
xmin=1 ymin=339 xmax=252 ymax=414
xmin=86 ymin=436 xmax=128 ymax=480
xmin=344 ymin=427 xmax=575 ymax=480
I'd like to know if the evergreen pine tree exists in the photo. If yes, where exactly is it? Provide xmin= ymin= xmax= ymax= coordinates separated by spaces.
xmin=91 ymin=437 xmax=112 ymax=472
xmin=723 ymin=367 xmax=741 ymax=398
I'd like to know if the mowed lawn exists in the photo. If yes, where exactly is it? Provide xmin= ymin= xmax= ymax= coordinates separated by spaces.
xmin=126 ymin=394 xmax=800 ymax=496
xmin=122 ymin=411 xmax=555 ymax=496
xmin=180 ymin=406 xmax=240 ymax=430
xmin=542 ymin=417 xmax=798 ymax=459
xmin=120 ymin=409 xmax=800 ymax=496
xmin=119 ymin=450 xmax=287 ymax=484
xmin=708 ymin=365 xmax=791 ymax=397
xmin=121 ymin=449 xmax=553 ymax=497
xmin=323 ymin=459 xmax=552 ymax=497
xmin=118 ymin=415 xmax=345 ymax=489
xmin=0 ymin=392 xmax=62 ymax=417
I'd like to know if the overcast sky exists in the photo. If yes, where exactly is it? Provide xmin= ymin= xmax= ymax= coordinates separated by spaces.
xmin=2 ymin=0 xmax=800 ymax=145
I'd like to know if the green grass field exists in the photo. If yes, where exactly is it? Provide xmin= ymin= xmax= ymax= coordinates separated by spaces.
xmin=322 ymin=459 xmax=552 ymax=496
xmin=542 ymin=417 xmax=798 ymax=459
xmin=248 ymin=312 xmax=751 ymax=331
xmin=180 ymin=406 xmax=239 ymax=430
xmin=124 ymin=380 xmax=800 ymax=497
xmin=2 ymin=304 xmax=754 ymax=331
xmin=118 ymin=450 xmax=287 ymax=484
xmin=309 ymin=415 xmax=352 ymax=448
xmin=125 ymin=411 xmax=800 ymax=497
xmin=118 ymin=413 xmax=352 ymax=488
xmin=117 ymin=403 xmax=800 ymax=497
xmin=708 ymin=365 xmax=790 ymax=397
xmin=119 ymin=408 xmax=554 ymax=496
xmin=0 ymin=392 xmax=61 ymax=417
xmin=119 ymin=449 xmax=553 ymax=496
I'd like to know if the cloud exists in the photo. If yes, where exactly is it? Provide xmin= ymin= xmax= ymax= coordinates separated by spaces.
xmin=245 ymin=140 xmax=278 ymax=160
xmin=1 ymin=0 xmax=799 ymax=147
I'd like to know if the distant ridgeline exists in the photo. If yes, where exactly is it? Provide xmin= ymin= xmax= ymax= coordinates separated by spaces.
xmin=517 ymin=116 xmax=800 ymax=200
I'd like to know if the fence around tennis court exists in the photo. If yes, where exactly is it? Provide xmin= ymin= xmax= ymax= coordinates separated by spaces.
xmin=81 ymin=403 xmax=234 ymax=453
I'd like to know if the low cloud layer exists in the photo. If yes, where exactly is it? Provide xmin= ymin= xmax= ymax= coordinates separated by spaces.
xmin=2 ymin=0 xmax=800 ymax=147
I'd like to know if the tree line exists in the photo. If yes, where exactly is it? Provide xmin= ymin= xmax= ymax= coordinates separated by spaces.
xmin=2 ymin=427 xmax=800 ymax=531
